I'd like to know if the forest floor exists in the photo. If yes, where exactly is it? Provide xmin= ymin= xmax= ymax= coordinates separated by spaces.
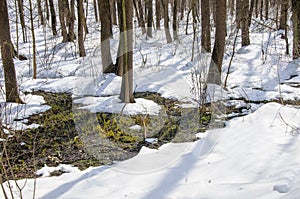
xmin=0 ymin=3 xmax=300 ymax=198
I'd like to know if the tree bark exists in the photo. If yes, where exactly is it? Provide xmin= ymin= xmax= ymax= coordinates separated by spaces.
xmin=0 ymin=0 xmax=23 ymax=103
xmin=156 ymin=0 xmax=161 ymax=29
xmin=118 ymin=0 xmax=134 ymax=103
xmin=229 ymin=0 xmax=234 ymax=16
xmin=137 ymin=0 xmax=146 ymax=34
xmin=249 ymin=0 xmax=255 ymax=26
xmin=29 ymin=0 xmax=37 ymax=79
xmin=58 ymin=0 xmax=68 ymax=42
xmin=236 ymin=0 xmax=242 ymax=29
xmin=110 ymin=0 xmax=117 ymax=25
xmin=93 ymin=0 xmax=99 ymax=21
xmin=17 ymin=0 xmax=27 ymax=42
xmin=207 ymin=0 xmax=226 ymax=85
xmin=265 ymin=0 xmax=269 ymax=20
xmin=100 ymin=0 xmax=115 ymax=73
xmin=255 ymin=0 xmax=259 ymax=18
xmin=201 ymin=0 xmax=211 ymax=53
xmin=37 ymin=0 xmax=45 ymax=26
xmin=292 ymin=0 xmax=300 ymax=59
xmin=162 ymin=0 xmax=172 ymax=43
xmin=260 ymin=0 xmax=263 ymax=20
xmin=45 ymin=0 xmax=50 ymax=20
xmin=180 ymin=0 xmax=186 ymax=20
xmin=78 ymin=0 xmax=86 ymax=57
xmin=68 ymin=0 xmax=76 ymax=41
xmin=279 ymin=0 xmax=288 ymax=30
xmin=242 ymin=0 xmax=250 ymax=46
xmin=49 ymin=0 xmax=57 ymax=36
xmin=147 ymin=0 xmax=153 ymax=37
xmin=172 ymin=0 xmax=178 ymax=40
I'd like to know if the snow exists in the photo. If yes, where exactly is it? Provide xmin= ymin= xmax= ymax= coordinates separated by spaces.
xmin=73 ymin=96 xmax=161 ymax=115
xmin=0 ymin=1 xmax=300 ymax=198
xmin=1 ymin=94 xmax=51 ymax=130
xmin=36 ymin=164 xmax=81 ymax=178
xmin=1 ymin=103 xmax=299 ymax=198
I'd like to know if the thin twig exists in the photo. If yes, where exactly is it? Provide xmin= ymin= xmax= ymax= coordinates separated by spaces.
xmin=224 ymin=28 xmax=239 ymax=89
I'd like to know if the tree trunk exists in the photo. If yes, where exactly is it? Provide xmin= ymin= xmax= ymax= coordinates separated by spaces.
xmin=229 ymin=0 xmax=234 ymax=16
xmin=260 ymin=0 xmax=263 ymax=20
xmin=29 ymin=0 xmax=37 ymax=79
xmin=172 ymin=0 xmax=178 ymax=40
xmin=265 ymin=0 xmax=269 ymax=20
xmin=162 ymin=0 xmax=172 ymax=43
xmin=68 ymin=0 xmax=76 ymax=41
xmin=78 ymin=0 xmax=86 ymax=57
xmin=137 ymin=0 xmax=146 ymax=34
xmin=147 ymin=0 xmax=153 ymax=37
xmin=211 ymin=0 xmax=217 ymax=27
xmin=292 ymin=0 xmax=300 ymax=59
xmin=279 ymin=0 xmax=288 ymax=30
xmin=255 ymin=0 xmax=259 ymax=18
xmin=49 ymin=0 xmax=57 ymax=36
xmin=0 ymin=0 xmax=23 ymax=103
xmin=17 ymin=0 xmax=27 ymax=42
xmin=180 ymin=0 xmax=186 ymax=20
xmin=118 ymin=0 xmax=134 ymax=103
xmin=93 ymin=0 xmax=98 ymax=21
xmin=37 ymin=0 xmax=45 ymax=26
xmin=58 ymin=0 xmax=68 ymax=42
xmin=45 ymin=0 xmax=50 ymax=21
xmin=100 ymin=0 xmax=115 ymax=73
xmin=156 ymin=0 xmax=161 ymax=29
xmin=207 ymin=0 xmax=226 ymax=85
xmin=110 ymin=0 xmax=117 ymax=25
xmin=236 ymin=0 xmax=242 ymax=29
xmin=249 ymin=0 xmax=254 ymax=26
xmin=201 ymin=0 xmax=211 ymax=53
xmin=242 ymin=0 xmax=250 ymax=46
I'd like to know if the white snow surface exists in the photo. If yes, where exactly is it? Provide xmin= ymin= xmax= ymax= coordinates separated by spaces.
xmin=0 ymin=94 xmax=50 ymax=130
xmin=1 ymin=103 xmax=300 ymax=199
xmin=0 ymin=2 xmax=299 ymax=198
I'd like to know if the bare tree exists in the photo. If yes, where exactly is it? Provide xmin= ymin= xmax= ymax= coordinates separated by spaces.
xmin=58 ymin=0 xmax=69 ymax=42
xmin=110 ymin=0 xmax=117 ymax=25
xmin=136 ymin=0 xmax=146 ymax=34
xmin=162 ymin=0 xmax=172 ymax=43
xmin=236 ymin=0 xmax=242 ymax=29
xmin=255 ymin=0 xmax=259 ymax=18
xmin=265 ymin=0 xmax=269 ymax=20
xmin=93 ymin=0 xmax=99 ymax=21
xmin=292 ymin=0 xmax=300 ymax=59
xmin=201 ymin=0 xmax=211 ymax=52
xmin=37 ymin=0 xmax=45 ymax=26
xmin=100 ymin=0 xmax=115 ymax=73
xmin=241 ymin=0 xmax=250 ymax=46
xmin=68 ymin=0 xmax=76 ymax=41
xmin=78 ymin=0 xmax=86 ymax=57
xmin=29 ymin=0 xmax=37 ymax=79
xmin=17 ymin=0 xmax=27 ymax=42
xmin=156 ymin=0 xmax=161 ymax=29
xmin=117 ymin=0 xmax=134 ymax=103
xmin=229 ymin=0 xmax=234 ymax=16
xmin=0 ymin=0 xmax=23 ymax=103
xmin=207 ymin=0 xmax=226 ymax=85
xmin=172 ymin=0 xmax=179 ymax=40
xmin=147 ymin=0 xmax=154 ymax=38
xmin=49 ymin=0 xmax=57 ymax=36
xmin=279 ymin=0 xmax=289 ymax=30
xmin=279 ymin=0 xmax=289 ymax=55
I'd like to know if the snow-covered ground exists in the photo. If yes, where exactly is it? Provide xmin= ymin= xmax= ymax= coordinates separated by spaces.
xmin=1 ymin=103 xmax=299 ymax=199
xmin=0 ymin=2 xmax=300 ymax=199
